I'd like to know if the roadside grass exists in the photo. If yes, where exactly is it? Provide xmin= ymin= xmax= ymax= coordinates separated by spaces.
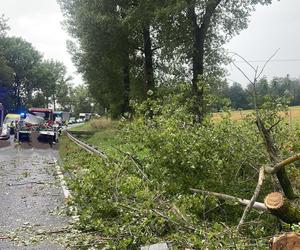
xmin=68 ymin=117 xmax=128 ymax=157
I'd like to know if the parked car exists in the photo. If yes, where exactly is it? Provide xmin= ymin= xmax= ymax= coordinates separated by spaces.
xmin=4 ymin=113 xmax=20 ymax=134
xmin=0 ymin=124 xmax=10 ymax=140
xmin=76 ymin=118 xmax=84 ymax=123
xmin=69 ymin=117 xmax=76 ymax=124
xmin=79 ymin=113 xmax=92 ymax=121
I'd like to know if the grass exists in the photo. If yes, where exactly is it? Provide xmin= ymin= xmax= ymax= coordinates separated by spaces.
xmin=68 ymin=117 xmax=126 ymax=157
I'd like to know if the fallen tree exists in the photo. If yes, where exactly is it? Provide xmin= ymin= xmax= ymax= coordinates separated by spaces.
xmin=191 ymin=51 xmax=300 ymax=232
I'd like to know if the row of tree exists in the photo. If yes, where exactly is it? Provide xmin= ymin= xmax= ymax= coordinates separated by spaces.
xmin=223 ymin=76 xmax=300 ymax=110
xmin=58 ymin=0 xmax=273 ymax=119
xmin=0 ymin=15 xmax=94 ymax=115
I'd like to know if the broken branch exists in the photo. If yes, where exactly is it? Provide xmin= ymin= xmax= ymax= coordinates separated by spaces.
xmin=237 ymin=166 xmax=265 ymax=231
xmin=190 ymin=188 xmax=267 ymax=211
xmin=265 ymin=153 xmax=300 ymax=174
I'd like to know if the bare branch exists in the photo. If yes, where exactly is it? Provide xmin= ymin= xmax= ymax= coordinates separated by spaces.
xmin=256 ymin=48 xmax=280 ymax=80
xmin=229 ymin=52 xmax=256 ymax=71
xmin=237 ymin=167 xmax=265 ymax=231
xmin=190 ymin=188 xmax=267 ymax=211
xmin=231 ymin=61 xmax=254 ymax=84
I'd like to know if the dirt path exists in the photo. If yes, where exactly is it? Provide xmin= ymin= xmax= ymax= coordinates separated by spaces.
xmin=0 ymin=137 xmax=69 ymax=249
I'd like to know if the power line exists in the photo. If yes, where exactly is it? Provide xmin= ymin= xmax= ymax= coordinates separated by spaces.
xmin=235 ymin=59 xmax=300 ymax=63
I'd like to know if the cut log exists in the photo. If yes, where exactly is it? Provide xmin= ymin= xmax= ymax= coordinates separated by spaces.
xmin=264 ymin=192 xmax=300 ymax=224
xmin=269 ymin=232 xmax=300 ymax=250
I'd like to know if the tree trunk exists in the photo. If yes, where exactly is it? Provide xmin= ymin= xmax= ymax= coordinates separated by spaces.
xmin=186 ymin=0 xmax=221 ymax=122
xmin=143 ymin=25 xmax=154 ymax=94
xmin=53 ymin=95 xmax=56 ymax=111
xmin=256 ymin=118 xmax=297 ymax=199
xmin=122 ymin=62 xmax=130 ymax=115
xmin=264 ymin=192 xmax=300 ymax=224
xmin=270 ymin=232 xmax=300 ymax=250
xmin=14 ymin=74 xmax=21 ymax=109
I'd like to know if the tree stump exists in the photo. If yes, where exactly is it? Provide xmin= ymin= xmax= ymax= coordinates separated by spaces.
xmin=270 ymin=232 xmax=300 ymax=250
xmin=264 ymin=192 xmax=300 ymax=224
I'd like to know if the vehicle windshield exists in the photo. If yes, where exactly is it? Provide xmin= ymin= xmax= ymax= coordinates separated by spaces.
xmin=30 ymin=111 xmax=51 ymax=120
xmin=4 ymin=118 xmax=19 ymax=124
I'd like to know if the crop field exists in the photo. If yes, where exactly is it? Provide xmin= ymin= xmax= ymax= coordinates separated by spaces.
xmin=213 ymin=106 xmax=300 ymax=124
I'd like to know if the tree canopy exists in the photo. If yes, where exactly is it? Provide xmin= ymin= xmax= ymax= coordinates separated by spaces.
xmin=0 ymin=19 xmax=75 ymax=113
xmin=58 ymin=0 xmax=273 ymax=119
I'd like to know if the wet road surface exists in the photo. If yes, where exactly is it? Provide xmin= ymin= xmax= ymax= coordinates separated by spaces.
xmin=0 ymin=135 xmax=69 ymax=249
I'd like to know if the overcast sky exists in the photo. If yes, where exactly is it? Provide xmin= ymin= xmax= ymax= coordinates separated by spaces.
xmin=0 ymin=0 xmax=299 ymax=87
xmin=0 ymin=0 xmax=81 ymax=84
xmin=226 ymin=0 xmax=300 ymax=86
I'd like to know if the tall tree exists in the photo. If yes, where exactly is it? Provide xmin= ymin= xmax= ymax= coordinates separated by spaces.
xmin=157 ymin=0 xmax=273 ymax=121
xmin=0 ymin=37 xmax=42 ymax=110
xmin=227 ymin=82 xmax=248 ymax=109
xmin=31 ymin=59 xmax=70 ymax=109
xmin=0 ymin=15 xmax=9 ymax=38
xmin=59 ymin=0 xmax=274 ymax=119
xmin=60 ymin=0 xmax=134 ymax=117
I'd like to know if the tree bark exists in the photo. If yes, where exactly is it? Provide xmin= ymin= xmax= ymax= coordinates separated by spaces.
xmin=265 ymin=153 xmax=300 ymax=174
xmin=186 ymin=0 xmax=221 ymax=122
xmin=14 ymin=74 xmax=21 ymax=109
xmin=256 ymin=117 xmax=297 ymax=200
xmin=190 ymin=188 xmax=267 ymax=211
xmin=270 ymin=232 xmax=300 ymax=250
xmin=122 ymin=62 xmax=130 ymax=115
xmin=237 ymin=166 xmax=265 ymax=231
xmin=264 ymin=192 xmax=300 ymax=224
xmin=143 ymin=25 xmax=154 ymax=94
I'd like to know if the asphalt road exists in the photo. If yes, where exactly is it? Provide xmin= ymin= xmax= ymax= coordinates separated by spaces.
xmin=0 ymin=135 xmax=69 ymax=249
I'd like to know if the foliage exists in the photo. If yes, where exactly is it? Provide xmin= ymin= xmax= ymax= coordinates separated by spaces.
xmin=61 ymin=134 xmax=274 ymax=249
xmin=60 ymin=89 xmax=300 ymax=248
xmin=0 ymin=15 xmax=9 ymax=38
xmin=0 ymin=20 xmax=74 ymax=111
xmin=0 ymin=37 xmax=73 ymax=111
xmin=69 ymin=84 xmax=94 ymax=116
xmin=58 ymin=0 xmax=274 ymax=118
xmin=223 ymin=76 xmax=300 ymax=110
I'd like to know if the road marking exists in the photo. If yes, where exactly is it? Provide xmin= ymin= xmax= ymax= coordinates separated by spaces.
xmin=53 ymin=158 xmax=79 ymax=221
xmin=53 ymin=158 xmax=71 ymax=200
